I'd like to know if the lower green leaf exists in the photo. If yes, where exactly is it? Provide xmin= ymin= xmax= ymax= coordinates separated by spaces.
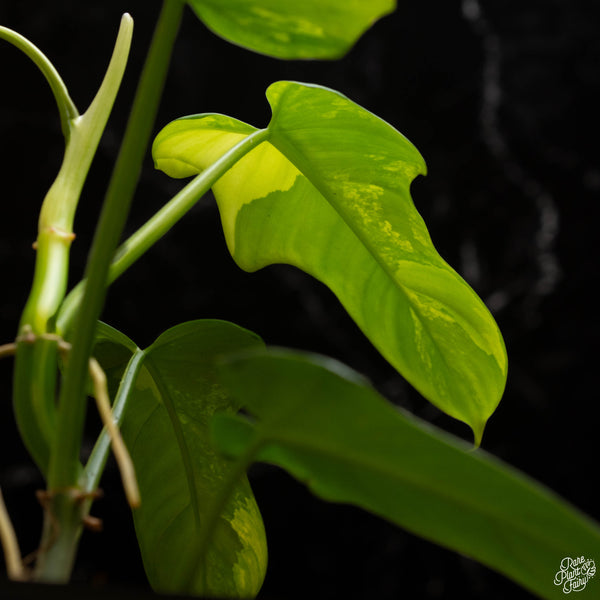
xmin=104 ymin=320 xmax=267 ymax=598
xmin=213 ymin=349 xmax=600 ymax=600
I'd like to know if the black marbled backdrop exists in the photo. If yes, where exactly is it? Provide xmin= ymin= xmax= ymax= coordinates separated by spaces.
xmin=0 ymin=1 xmax=598 ymax=598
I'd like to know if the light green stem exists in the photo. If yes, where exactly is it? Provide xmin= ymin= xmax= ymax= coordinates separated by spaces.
xmin=32 ymin=492 xmax=88 ymax=583
xmin=13 ymin=15 xmax=133 ymax=481
xmin=56 ymin=128 xmax=270 ymax=335
xmin=46 ymin=0 xmax=185 ymax=495
xmin=36 ymin=3 xmax=184 ymax=579
xmin=81 ymin=348 xmax=146 ymax=494
xmin=19 ymin=14 xmax=133 ymax=335
xmin=21 ymin=14 xmax=135 ymax=583
xmin=0 ymin=25 xmax=78 ymax=139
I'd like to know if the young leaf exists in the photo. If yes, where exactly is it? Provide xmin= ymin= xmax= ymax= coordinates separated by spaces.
xmin=153 ymin=81 xmax=508 ymax=443
xmin=213 ymin=349 xmax=600 ymax=600
xmin=186 ymin=0 xmax=395 ymax=59
xmin=112 ymin=320 xmax=268 ymax=598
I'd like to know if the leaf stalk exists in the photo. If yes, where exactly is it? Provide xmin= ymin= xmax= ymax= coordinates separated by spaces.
xmin=57 ymin=127 xmax=270 ymax=334
xmin=47 ymin=0 xmax=183 ymax=495
xmin=0 ymin=25 xmax=78 ymax=139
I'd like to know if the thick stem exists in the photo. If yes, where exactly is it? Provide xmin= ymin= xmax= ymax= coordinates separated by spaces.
xmin=47 ymin=0 xmax=184 ymax=492
xmin=20 ymin=229 xmax=74 ymax=336
xmin=19 ymin=13 xmax=133 ymax=335
xmin=33 ymin=492 xmax=89 ymax=583
xmin=13 ymin=13 xmax=133 ymax=487
xmin=21 ymin=15 xmax=133 ymax=335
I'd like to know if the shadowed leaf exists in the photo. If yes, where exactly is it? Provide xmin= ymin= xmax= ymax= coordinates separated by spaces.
xmin=99 ymin=320 xmax=267 ymax=598
xmin=212 ymin=349 xmax=600 ymax=600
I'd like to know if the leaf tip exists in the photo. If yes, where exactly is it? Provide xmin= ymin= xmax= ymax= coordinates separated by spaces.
xmin=472 ymin=419 xmax=486 ymax=449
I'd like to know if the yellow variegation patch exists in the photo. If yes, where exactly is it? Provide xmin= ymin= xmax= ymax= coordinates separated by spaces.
xmin=152 ymin=81 xmax=508 ymax=444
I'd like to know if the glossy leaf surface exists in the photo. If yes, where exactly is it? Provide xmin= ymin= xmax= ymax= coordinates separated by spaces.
xmin=110 ymin=321 xmax=267 ymax=598
xmin=187 ymin=0 xmax=395 ymax=59
xmin=153 ymin=81 xmax=507 ymax=443
xmin=213 ymin=350 xmax=600 ymax=600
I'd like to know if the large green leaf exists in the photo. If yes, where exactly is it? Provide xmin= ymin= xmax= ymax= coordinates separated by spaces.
xmin=152 ymin=81 xmax=507 ymax=443
xmin=186 ymin=0 xmax=395 ymax=59
xmin=212 ymin=349 xmax=600 ymax=600
xmin=105 ymin=320 xmax=268 ymax=598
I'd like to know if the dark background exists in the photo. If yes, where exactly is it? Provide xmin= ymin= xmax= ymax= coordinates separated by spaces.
xmin=1 ymin=1 xmax=599 ymax=598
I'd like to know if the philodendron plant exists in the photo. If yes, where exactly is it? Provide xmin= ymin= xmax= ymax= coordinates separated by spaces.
xmin=0 ymin=1 xmax=598 ymax=598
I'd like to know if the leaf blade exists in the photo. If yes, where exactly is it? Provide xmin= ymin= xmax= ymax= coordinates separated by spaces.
xmin=186 ymin=0 xmax=395 ymax=59
xmin=153 ymin=81 xmax=507 ymax=441
xmin=112 ymin=320 xmax=268 ymax=598
xmin=214 ymin=349 xmax=600 ymax=600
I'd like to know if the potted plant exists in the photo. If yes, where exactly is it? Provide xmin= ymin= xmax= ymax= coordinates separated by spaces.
xmin=1 ymin=1 xmax=598 ymax=598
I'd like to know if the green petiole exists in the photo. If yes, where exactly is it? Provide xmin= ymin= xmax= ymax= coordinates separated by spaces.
xmin=0 ymin=25 xmax=78 ymax=140
xmin=47 ymin=0 xmax=184 ymax=496
xmin=19 ymin=14 xmax=134 ymax=336
xmin=80 ymin=347 xmax=147 ymax=495
xmin=56 ymin=127 xmax=270 ymax=335
xmin=12 ymin=14 xmax=134 ymax=479
xmin=33 ymin=1 xmax=185 ymax=582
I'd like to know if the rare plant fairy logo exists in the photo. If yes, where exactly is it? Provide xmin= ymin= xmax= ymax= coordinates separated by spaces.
xmin=554 ymin=556 xmax=596 ymax=593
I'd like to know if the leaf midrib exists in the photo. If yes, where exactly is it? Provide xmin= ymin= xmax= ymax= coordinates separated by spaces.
xmin=252 ymin=425 xmax=584 ymax=555
xmin=144 ymin=354 xmax=202 ymax=531
xmin=267 ymin=132 xmax=460 ymax=404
